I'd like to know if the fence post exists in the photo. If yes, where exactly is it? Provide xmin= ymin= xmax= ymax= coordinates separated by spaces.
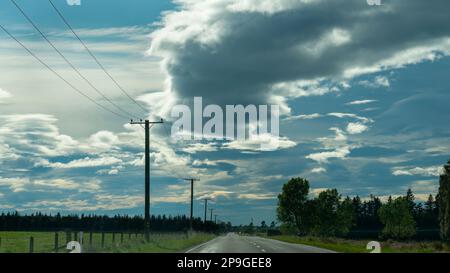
xmin=101 ymin=232 xmax=105 ymax=248
xmin=54 ymin=232 xmax=59 ymax=253
xmin=129 ymin=232 xmax=131 ymax=240
xmin=89 ymin=232 xmax=93 ymax=247
xmin=112 ymin=233 xmax=115 ymax=244
xmin=120 ymin=233 xmax=124 ymax=244
xmin=29 ymin=237 xmax=34 ymax=253
xmin=74 ymin=232 xmax=78 ymax=242
xmin=66 ymin=231 xmax=71 ymax=244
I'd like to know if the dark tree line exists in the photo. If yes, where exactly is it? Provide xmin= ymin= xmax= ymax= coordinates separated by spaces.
xmin=277 ymin=159 xmax=450 ymax=241
xmin=0 ymin=212 xmax=228 ymax=232
xmin=350 ymin=191 xmax=438 ymax=231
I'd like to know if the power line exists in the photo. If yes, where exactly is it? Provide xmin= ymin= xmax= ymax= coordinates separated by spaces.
xmin=10 ymin=0 xmax=140 ymax=120
xmin=47 ymin=0 xmax=148 ymax=114
xmin=0 ymin=23 xmax=129 ymax=120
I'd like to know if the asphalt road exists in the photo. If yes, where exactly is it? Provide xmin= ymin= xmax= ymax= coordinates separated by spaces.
xmin=186 ymin=233 xmax=335 ymax=253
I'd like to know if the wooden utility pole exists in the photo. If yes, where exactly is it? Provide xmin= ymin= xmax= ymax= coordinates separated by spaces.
xmin=130 ymin=119 xmax=163 ymax=241
xmin=184 ymin=178 xmax=200 ymax=230
xmin=209 ymin=208 xmax=214 ymax=222
xmin=203 ymin=198 xmax=211 ymax=224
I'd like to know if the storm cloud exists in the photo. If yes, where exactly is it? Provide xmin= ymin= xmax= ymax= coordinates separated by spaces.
xmin=149 ymin=0 xmax=450 ymax=113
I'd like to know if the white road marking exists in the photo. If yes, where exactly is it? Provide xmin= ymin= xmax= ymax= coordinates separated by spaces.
xmin=185 ymin=237 xmax=219 ymax=253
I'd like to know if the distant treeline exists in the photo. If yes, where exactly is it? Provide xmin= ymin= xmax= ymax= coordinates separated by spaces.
xmin=274 ymin=168 xmax=449 ymax=241
xmin=241 ymin=187 xmax=439 ymax=240
xmin=0 ymin=213 xmax=231 ymax=232
xmin=349 ymin=190 xmax=439 ymax=230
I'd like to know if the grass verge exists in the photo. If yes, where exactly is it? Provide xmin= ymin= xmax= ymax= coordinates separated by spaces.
xmin=0 ymin=231 xmax=215 ymax=253
xmin=267 ymin=235 xmax=450 ymax=253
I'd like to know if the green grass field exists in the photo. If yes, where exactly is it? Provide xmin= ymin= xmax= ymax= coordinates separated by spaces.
xmin=269 ymin=235 xmax=450 ymax=253
xmin=0 ymin=231 xmax=215 ymax=253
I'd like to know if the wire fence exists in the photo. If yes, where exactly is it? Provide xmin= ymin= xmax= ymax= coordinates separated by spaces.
xmin=0 ymin=231 xmax=191 ymax=253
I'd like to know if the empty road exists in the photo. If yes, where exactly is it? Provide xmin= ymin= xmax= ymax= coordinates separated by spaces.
xmin=186 ymin=233 xmax=335 ymax=253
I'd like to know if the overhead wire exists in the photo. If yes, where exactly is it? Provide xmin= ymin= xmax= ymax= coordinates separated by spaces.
xmin=10 ymin=0 xmax=141 ymax=120
xmin=47 ymin=0 xmax=148 ymax=114
xmin=0 ymin=23 xmax=129 ymax=120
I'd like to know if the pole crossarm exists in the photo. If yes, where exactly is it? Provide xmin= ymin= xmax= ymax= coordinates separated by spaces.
xmin=130 ymin=119 xmax=164 ymax=125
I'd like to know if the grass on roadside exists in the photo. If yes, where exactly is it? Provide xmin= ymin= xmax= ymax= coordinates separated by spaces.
xmin=105 ymin=232 xmax=215 ymax=253
xmin=268 ymin=235 xmax=450 ymax=253
xmin=0 ymin=231 xmax=215 ymax=253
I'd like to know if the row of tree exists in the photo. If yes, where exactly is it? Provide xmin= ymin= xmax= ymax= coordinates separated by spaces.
xmin=0 ymin=213 xmax=231 ymax=233
xmin=277 ymin=159 xmax=450 ymax=241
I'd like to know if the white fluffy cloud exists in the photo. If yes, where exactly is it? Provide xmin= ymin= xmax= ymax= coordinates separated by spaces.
xmin=392 ymin=166 xmax=443 ymax=177
xmin=23 ymin=193 xmax=142 ymax=211
xmin=36 ymin=156 xmax=122 ymax=169
xmin=88 ymin=131 xmax=120 ymax=151
xmin=306 ymin=146 xmax=351 ymax=164
xmin=346 ymin=122 xmax=369 ymax=135
xmin=182 ymin=143 xmax=218 ymax=154
xmin=311 ymin=167 xmax=326 ymax=174
xmin=346 ymin=100 xmax=377 ymax=105
xmin=237 ymin=193 xmax=275 ymax=200
xmin=0 ymin=88 xmax=12 ymax=102
xmin=0 ymin=114 xmax=79 ymax=157
xmin=359 ymin=76 xmax=390 ymax=89
xmin=223 ymin=134 xmax=296 ymax=152
xmin=0 ymin=176 xmax=101 ymax=193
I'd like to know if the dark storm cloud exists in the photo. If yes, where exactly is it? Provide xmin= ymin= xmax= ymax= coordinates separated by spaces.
xmin=150 ymin=0 xmax=450 ymax=111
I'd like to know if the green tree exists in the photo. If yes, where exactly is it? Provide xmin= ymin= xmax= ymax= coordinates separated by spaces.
xmin=438 ymin=160 xmax=450 ymax=242
xmin=425 ymin=194 xmax=435 ymax=213
xmin=277 ymin=178 xmax=310 ymax=234
xmin=337 ymin=196 xmax=356 ymax=236
xmin=314 ymin=189 xmax=341 ymax=236
xmin=260 ymin=221 xmax=267 ymax=232
xmin=405 ymin=188 xmax=417 ymax=217
xmin=311 ymin=190 xmax=355 ymax=236
xmin=378 ymin=196 xmax=416 ymax=240
xmin=269 ymin=221 xmax=276 ymax=229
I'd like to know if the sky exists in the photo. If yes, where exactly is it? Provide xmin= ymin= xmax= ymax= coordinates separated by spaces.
xmin=0 ymin=0 xmax=450 ymax=225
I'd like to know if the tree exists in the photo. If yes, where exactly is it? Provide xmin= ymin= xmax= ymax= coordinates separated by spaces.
xmin=269 ymin=221 xmax=276 ymax=229
xmin=313 ymin=189 xmax=341 ymax=236
xmin=438 ymin=160 xmax=450 ymax=242
xmin=352 ymin=196 xmax=363 ymax=227
xmin=337 ymin=196 xmax=356 ymax=236
xmin=277 ymin=178 xmax=310 ymax=234
xmin=405 ymin=189 xmax=415 ymax=211
xmin=311 ymin=190 xmax=355 ymax=236
xmin=378 ymin=196 xmax=416 ymax=240
xmin=260 ymin=221 xmax=267 ymax=228
xmin=260 ymin=221 xmax=267 ymax=232
xmin=425 ymin=194 xmax=435 ymax=213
